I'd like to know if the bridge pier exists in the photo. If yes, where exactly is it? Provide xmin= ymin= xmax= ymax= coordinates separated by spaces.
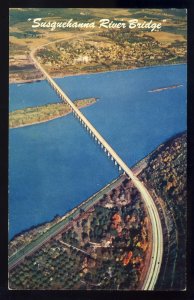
xmin=29 ymin=54 xmax=164 ymax=291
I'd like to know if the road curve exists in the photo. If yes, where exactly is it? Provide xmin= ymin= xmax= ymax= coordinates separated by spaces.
xmin=9 ymin=42 xmax=163 ymax=290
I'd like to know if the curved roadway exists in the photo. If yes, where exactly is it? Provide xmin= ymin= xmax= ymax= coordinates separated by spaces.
xmin=9 ymin=41 xmax=163 ymax=290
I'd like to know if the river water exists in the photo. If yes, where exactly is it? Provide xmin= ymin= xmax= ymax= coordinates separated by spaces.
xmin=9 ymin=64 xmax=187 ymax=239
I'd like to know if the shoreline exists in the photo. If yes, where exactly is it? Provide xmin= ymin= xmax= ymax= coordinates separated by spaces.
xmin=9 ymin=62 xmax=186 ymax=85
xmin=9 ymin=174 xmax=125 ymax=246
xmin=9 ymin=150 xmax=148 ymax=243
xmin=9 ymin=166 xmax=152 ymax=289
xmin=9 ymin=129 xmax=187 ymax=242
xmin=9 ymin=99 xmax=97 ymax=129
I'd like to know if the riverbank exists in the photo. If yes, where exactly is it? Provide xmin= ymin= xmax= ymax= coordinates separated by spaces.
xmin=9 ymin=131 xmax=187 ymax=290
xmin=9 ymin=62 xmax=186 ymax=84
xmin=9 ymin=98 xmax=97 ymax=129
xmin=9 ymin=168 xmax=151 ymax=290
xmin=9 ymin=147 xmax=149 ymax=253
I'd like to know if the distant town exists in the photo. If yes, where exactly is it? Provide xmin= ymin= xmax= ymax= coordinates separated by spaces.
xmin=36 ymin=31 xmax=186 ymax=78
xmin=9 ymin=8 xmax=186 ymax=83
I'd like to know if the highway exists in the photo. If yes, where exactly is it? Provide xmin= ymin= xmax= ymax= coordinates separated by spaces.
xmin=9 ymin=42 xmax=163 ymax=290
xmin=9 ymin=176 xmax=125 ymax=270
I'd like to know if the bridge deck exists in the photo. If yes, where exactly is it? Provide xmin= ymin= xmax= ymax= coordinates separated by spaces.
xmin=13 ymin=49 xmax=163 ymax=290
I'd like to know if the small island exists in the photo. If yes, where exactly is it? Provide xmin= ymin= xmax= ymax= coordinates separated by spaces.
xmin=9 ymin=98 xmax=97 ymax=128
xmin=148 ymin=84 xmax=183 ymax=93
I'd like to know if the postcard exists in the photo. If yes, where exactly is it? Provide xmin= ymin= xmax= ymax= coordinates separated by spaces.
xmin=8 ymin=8 xmax=187 ymax=290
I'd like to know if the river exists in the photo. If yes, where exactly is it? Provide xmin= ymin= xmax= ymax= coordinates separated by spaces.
xmin=9 ymin=64 xmax=187 ymax=239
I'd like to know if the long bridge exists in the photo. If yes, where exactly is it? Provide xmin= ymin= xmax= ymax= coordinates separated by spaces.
xmin=9 ymin=46 xmax=163 ymax=290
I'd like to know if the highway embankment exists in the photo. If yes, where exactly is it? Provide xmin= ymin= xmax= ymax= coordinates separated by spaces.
xmin=8 ymin=151 xmax=150 ymax=267
xmin=8 ymin=174 xmax=126 ymax=268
